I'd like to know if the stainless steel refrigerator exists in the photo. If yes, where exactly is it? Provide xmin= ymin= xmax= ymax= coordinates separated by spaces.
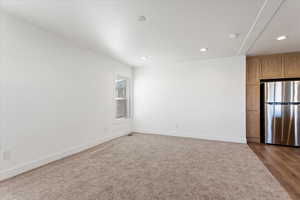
xmin=264 ymin=80 xmax=300 ymax=147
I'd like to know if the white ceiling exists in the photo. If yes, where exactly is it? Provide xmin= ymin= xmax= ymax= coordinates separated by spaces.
xmin=0 ymin=0 xmax=299 ymax=67
xmin=248 ymin=0 xmax=300 ymax=55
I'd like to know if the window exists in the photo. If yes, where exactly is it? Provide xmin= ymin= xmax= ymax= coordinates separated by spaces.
xmin=115 ymin=77 xmax=130 ymax=119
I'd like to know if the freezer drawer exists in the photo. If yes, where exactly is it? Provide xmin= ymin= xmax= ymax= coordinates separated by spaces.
xmin=265 ymin=103 xmax=300 ymax=146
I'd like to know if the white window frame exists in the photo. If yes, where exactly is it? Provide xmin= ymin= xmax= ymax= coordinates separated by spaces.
xmin=115 ymin=75 xmax=131 ymax=119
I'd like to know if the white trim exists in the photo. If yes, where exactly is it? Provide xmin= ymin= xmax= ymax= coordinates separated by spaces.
xmin=133 ymin=129 xmax=247 ymax=144
xmin=0 ymin=132 xmax=129 ymax=181
xmin=114 ymin=75 xmax=131 ymax=119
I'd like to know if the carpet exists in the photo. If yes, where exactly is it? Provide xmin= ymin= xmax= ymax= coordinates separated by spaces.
xmin=0 ymin=133 xmax=291 ymax=200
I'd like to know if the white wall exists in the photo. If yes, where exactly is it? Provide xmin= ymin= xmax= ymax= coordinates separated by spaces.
xmin=133 ymin=56 xmax=246 ymax=143
xmin=0 ymin=12 xmax=133 ymax=180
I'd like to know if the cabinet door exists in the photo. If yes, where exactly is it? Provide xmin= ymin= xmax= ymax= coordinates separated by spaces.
xmin=246 ymin=111 xmax=260 ymax=138
xmin=261 ymin=55 xmax=283 ymax=79
xmin=284 ymin=53 xmax=300 ymax=78
xmin=246 ymin=58 xmax=261 ymax=84
xmin=246 ymin=85 xmax=260 ymax=111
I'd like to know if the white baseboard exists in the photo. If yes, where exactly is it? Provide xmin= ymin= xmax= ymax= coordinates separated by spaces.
xmin=134 ymin=129 xmax=247 ymax=144
xmin=0 ymin=132 xmax=129 ymax=181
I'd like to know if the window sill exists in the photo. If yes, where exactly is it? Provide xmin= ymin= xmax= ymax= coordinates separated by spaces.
xmin=114 ymin=117 xmax=131 ymax=125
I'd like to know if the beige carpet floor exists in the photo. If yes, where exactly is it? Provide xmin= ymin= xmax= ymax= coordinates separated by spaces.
xmin=0 ymin=134 xmax=291 ymax=200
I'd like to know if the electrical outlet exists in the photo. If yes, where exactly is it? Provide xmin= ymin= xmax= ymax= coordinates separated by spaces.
xmin=3 ymin=151 xmax=11 ymax=160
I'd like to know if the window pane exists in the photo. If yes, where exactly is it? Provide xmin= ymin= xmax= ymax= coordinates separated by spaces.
xmin=115 ymin=77 xmax=130 ymax=119
xmin=116 ymin=79 xmax=127 ymax=98
xmin=116 ymin=99 xmax=127 ymax=118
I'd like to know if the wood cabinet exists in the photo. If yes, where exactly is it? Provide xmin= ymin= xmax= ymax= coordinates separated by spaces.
xmin=284 ymin=53 xmax=300 ymax=78
xmin=246 ymin=85 xmax=260 ymax=111
xmin=247 ymin=137 xmax=260 ymax=143
xmin=246 ymin=52 xmax=300 ymax=144
xmin=246 ymin=57 xmax=261 ymax=143
xmin=246 ymin=111 xmax=260 ymax=138
xmin=246 ymin=58 xmax=261 ymax=84
xmin=261 ymin=55 xmax=283 ymax=79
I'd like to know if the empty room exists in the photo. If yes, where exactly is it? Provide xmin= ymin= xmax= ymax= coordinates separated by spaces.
xmin=0 ymin=0 xmax=300 ymax=199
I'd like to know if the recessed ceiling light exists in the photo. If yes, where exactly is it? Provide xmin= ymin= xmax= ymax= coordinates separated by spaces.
xmin=140 ymin=56 xmax=148 ymax=60
xmin=276 ymin=35 xmax=288 ymax=41
xmin=138 ymin=16 xmax=147 ymax=22
xmin=200 ymin=48 xmax=208 ymax=52
xmin=229 ymin=33 xmax=239 ymax=39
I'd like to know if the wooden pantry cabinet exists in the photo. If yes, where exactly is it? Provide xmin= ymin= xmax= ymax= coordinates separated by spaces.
xmin=261 ymin=55 xmax=284 ymax=79
xmin=246 ymin=52 xmax=300 ymax=143
xmin=283 ymin=53 xmax=300 ymax=78
xmin=246 ymin=58 xmax=261 ymax=84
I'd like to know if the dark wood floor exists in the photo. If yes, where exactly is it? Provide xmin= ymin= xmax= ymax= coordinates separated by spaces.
xmin=249 ymin=143 xmax=300 ymax=200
